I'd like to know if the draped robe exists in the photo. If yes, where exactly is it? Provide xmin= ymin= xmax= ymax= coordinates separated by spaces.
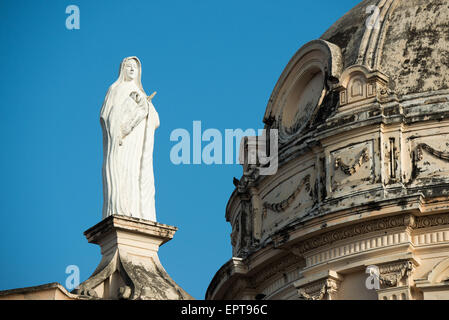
xmin=100 ymin=78 xmax=159 ymax=221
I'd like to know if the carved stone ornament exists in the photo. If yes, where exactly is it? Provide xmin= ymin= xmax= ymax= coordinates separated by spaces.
xmin=415 ymin=143 xmax=449 ymax=162
xmin=263 ymin=175 xmax=311 ymax=214
xmin=237 ymin=164 xmax=260 ymax=194
xmin=378 ymin=260 xmax=414 ymax=288
xmin=336 ymin=65 xmax=389 ymax=108
xmin=334 ymin=148 xmax=369 ymax=175
xmin=330 ymin=140 xmax=374 ymax=194
xmin=414 ymin=213 xmax=449 ymax=229
xmin=298 ymin=279 xmax=336 ymax=300
xmin=293 ymin=214 xmax=416 ymax=255
xmin=296 ymin=272 xmax=342 ymax=300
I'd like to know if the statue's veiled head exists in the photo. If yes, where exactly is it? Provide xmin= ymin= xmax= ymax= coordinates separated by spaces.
xmin=124 ymin=58 xmax=138 ymax=81
xmin=114 ymin=56 xmax=144 ymax=92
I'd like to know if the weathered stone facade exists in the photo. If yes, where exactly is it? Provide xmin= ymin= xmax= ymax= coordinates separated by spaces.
xmin=74 ymin=215 xmax=193 ymax=300
xmin=0 ymin=215 xmax=194 ymax=300
xmin=207 ymin=0 xmax=449 ymax=300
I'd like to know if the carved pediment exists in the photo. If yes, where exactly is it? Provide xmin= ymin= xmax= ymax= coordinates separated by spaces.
xmin=336 ymin=65 xmax=389 ymax=109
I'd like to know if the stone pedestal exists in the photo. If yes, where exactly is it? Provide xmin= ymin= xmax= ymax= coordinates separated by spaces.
xmin=74 ymin=215 xmax=193 ymax=300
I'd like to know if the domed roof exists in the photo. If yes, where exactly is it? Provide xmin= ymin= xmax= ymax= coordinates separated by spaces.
xmin=231 ymin=0 xmax=449 ymax=257
xmin=208 ymin=0 xmax=449 ymax=301
xmin=321 ymin=0 xmax=449 ymax=96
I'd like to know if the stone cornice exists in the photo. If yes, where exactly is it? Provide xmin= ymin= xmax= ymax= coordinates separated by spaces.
xmin=291 ymin=214 xmax=415 ymax=255
xmin=84 ymin=214 xmax=177 ymax=245
xmin=280 ymin=212 xmax=449 ymax=256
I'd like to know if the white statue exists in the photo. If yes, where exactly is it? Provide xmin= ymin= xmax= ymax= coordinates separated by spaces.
xmin=100 ymin=56 xmax=159 ymax=221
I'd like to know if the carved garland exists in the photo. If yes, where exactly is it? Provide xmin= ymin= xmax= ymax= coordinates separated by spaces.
xmin=298 ymin=285 xmax=326 ymax=300
xmin=263 ymin=175 xmax=311 ymax=214
xmin=334 ymin=148 xmax=369 ymax=175
xmin=415 ymin=143 xmax=449 ymax=162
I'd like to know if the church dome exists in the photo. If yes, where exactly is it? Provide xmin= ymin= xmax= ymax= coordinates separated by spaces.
xmin=321 ymin=0 xmax=449 ymax=96
xmin=208 ymin=0 xmax=449 ymax=300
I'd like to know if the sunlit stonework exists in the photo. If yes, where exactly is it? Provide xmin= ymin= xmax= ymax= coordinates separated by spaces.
xmin=208 ymin=0 xmax=449 ymax=300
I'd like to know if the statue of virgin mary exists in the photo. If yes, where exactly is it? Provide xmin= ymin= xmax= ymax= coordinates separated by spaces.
xmin=100 ymin=56 xmax=159 ymax=221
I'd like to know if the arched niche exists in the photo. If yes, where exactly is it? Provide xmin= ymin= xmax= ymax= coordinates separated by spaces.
xmin=281 ymin=64 xmax=325 ymax=130
xmin=263 ymin=40 xmax=343 ymax=144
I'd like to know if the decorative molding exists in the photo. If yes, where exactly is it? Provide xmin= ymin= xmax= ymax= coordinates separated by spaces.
xmin=413 ymin=230 xmax=449 ymax=246
xmin=237 ymin=165 xmax=259 ymax=194
xmin=306 ymin=230 xmax=409 ymax=267
xmin=334 ymin=148 xmax=369 ymax=175
xmin=356 ymin=0 xmax=400 ymax=70
xmin=415 ymin=213 xmax=449 ymax=229
xmin=298 ymin=282 xmax=325 ymax=300
xmin=282 ymin=213 xmax=449 ymax=268
xmin=330 ymin=140 xmax=375 ymax=194
xmin=293 ymin=214 xmax=415 ymax=255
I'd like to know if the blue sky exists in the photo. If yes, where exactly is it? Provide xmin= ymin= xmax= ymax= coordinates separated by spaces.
xmin=0 ymin=0 xmax=360 ymax=299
